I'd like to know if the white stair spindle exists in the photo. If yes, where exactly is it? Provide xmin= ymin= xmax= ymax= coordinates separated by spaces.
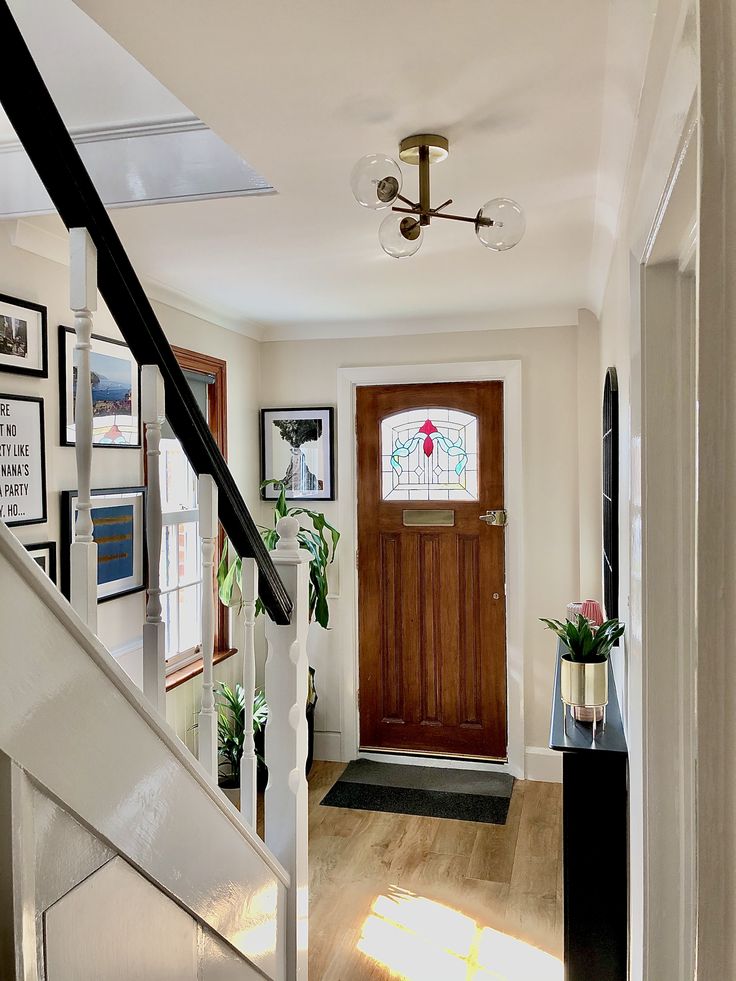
xmin=141 ymin=365 xmax=166 ymax=715
xmin=238 ymin=557 xmax=258 ymax=826
xmin=69 ymin=228 xmax=98 ymax=632
xmin=197 ymin=475 xmax=218 ymax=782
xmin=264 ymin=516 xmax=310 ymax=981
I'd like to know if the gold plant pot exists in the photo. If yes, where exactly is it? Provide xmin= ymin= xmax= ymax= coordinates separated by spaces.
xmin=560 ymin=657 xmax=608 ymax=708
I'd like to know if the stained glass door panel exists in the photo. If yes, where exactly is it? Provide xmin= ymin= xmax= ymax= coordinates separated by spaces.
xmin=357 ymin=380 xmax=507 ymax=760
xmin=381 ymin=408 xmax=478 ymax=501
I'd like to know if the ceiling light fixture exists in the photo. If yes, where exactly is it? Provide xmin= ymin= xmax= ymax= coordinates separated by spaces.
xmin=351 ymin=134 xmax=525 ymax=259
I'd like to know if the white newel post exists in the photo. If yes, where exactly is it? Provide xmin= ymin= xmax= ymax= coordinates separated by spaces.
xmin=238 ymin=556 xmax=258 ymax=826
xmin=141 ymin=365 xmax=166 ymax=715
xmin=197 ymin=475 xmax=219 ymax=782
xmin=265 ymin=517 xmax=310 ymax=981
xmin=69 ymin=228 xmax=98 ymax=632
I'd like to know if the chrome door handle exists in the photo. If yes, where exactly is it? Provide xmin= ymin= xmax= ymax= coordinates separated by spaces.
xmin=479 ymin=509 xmax=508 ymax=526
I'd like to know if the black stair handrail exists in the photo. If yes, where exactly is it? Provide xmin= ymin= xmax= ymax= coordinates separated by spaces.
xmin=0 ymin=2 xmax=291 ymax=624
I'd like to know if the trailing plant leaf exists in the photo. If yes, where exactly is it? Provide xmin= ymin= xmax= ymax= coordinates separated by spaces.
xmin=540 ymin=613 xmax=625 ymax=663
xmin=217 ymin=542 xmax=242 ymax=610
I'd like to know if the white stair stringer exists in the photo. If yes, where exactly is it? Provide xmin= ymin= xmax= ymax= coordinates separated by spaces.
xmin=0 ymin=522 xmax=288 ymax=980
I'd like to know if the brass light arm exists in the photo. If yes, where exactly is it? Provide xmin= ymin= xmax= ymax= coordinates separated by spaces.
xmin=396 ymin=193 xmax=420 ymax=209
xmin=392 ymin=205 xmax=495 ymax=227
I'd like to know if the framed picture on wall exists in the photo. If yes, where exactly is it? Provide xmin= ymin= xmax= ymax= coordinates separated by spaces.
xmin=0 ymin=293 xmax=47 ymax=378
xmin=25 ymin=541 xmax=57 ymax=584
xmin=58 ymin=326 xmax=141 ymax=448
xmin=260 ymin=406 xmax=335 ymax=500
xmin=60 ymin=486 xmax=146 ymax=602
xmin=0 ymin=392 xmax=47 ymax=526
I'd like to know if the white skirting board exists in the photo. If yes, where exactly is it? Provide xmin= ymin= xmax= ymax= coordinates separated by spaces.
xmin=314 ymin=737 xmax=563 ymax=783
xmin=524 ymin=746 xmax=562 ymax=782
xmin=313 ymin=731 xmax=342 ymax=762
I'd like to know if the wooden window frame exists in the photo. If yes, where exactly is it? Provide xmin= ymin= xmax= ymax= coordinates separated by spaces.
xmin=143 ymin=344 xmax=233 ymax=691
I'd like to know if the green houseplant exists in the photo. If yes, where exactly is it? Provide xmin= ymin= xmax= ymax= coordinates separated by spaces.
xmin=216 ymin=480 xmax=340 ymax=777
xmin=216 ymin=682 xmax=268 ymax=790
xmin=541 ymin=614 xmax=624 ymax=719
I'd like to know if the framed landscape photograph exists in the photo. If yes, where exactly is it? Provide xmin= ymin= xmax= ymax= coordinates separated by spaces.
xmin=0 ymin=392 xmax=47 ymax=526
xmin=25 ymin=541 xmax=57 ymax=584
xmin=60 ymin=486 xmax=146 ymax=602
xmin=58 ymin=326 xmax=141 ymax=447
xmin=0 ymin=293 xmax=47 ymax=378
xmin=260 ymin=406 xmax=335 ymax=500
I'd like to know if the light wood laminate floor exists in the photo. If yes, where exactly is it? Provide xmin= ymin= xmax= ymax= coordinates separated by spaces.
xmin=306 ymin=761 xmax=563 ymax=981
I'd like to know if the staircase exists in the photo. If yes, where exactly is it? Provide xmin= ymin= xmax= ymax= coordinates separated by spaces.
xmin=0 ymin=3 xmax=309 ymax=978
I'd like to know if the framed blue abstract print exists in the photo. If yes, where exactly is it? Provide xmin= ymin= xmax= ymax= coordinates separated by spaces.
xmin=61 ymin=486 xmax=146 ymax=602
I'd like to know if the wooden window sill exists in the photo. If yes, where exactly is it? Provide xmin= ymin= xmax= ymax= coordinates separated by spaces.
xmin=165 ymin=647 xmax=237 ymax=692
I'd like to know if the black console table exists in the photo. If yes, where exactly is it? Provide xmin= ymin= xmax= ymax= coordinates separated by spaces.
xmin=549 ymin=643 xmax=628 ymax=980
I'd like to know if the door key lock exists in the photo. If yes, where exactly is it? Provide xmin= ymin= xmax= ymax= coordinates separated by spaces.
xmin=479 ymin=509 xmax=508 ymax=527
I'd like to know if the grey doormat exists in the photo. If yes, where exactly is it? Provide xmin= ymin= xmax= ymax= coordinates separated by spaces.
xmin=320 ymin=759 xmax=514 ymax=825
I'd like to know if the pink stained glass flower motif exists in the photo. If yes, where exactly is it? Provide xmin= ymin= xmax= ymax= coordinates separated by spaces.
xmin=418 ymin=418 xmax=438 ymax=456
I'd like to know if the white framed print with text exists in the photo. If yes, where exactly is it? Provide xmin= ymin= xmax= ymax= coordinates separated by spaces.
xmin=0 ymin=393 xmax=47 ymax=526
xmin=260 ymin=406 xmax=335 ymax=500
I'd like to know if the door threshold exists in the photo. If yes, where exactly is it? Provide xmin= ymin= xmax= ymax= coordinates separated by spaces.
xmin=359 ymin=747 xmax=510 ymax=772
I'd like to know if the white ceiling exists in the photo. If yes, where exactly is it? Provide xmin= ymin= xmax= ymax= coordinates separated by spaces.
xmin=5 ymin=1 xmax=653 ymax=338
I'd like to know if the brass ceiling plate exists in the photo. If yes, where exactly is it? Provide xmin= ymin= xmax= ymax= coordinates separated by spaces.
xmin=399 ymin=134 xmax=449 ymax=165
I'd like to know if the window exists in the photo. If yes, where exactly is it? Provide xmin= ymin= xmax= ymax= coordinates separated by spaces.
xmin=380 ymin=408 xmax=478 ymax=501
xmin=152 ymin=348 xmax=229 ymax=682
xmin=159 ymin=430 xmax=203 ymax=671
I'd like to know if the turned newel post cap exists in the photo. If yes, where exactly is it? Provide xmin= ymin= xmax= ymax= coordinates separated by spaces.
xmin=275 ymin=515 xmax=300 ymax=552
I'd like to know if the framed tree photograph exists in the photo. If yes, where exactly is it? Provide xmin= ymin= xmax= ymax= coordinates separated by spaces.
xmin=25 ymin=541 xmax=57 ymax=584
xmin=0 ymin=392 xmax=47 ymax=526
xmin=60 ymin=486 xmax=146 ymax=602
xmin=58 ymin=326 xmax=141 ymax=447
xmin=260 ymin=406 xmax=335 ymax=500
xmin=0 ymin=293 xmax=47 ymax=378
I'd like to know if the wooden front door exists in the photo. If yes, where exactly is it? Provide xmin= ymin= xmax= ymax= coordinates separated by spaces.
xmin=357 ymin=381 xmax=507 ymax=759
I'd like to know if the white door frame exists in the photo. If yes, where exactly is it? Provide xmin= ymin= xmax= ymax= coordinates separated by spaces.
xmin=625 ymin=89 xmax=699 ymax=977
xmin=336 ymin=360 xmax=525 ymax=777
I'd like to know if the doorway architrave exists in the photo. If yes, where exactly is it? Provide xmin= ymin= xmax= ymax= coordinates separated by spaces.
xmin=336 ymin=360 xmax=524 ymax=777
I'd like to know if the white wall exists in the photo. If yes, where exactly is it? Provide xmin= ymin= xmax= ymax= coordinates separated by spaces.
xmin=0 ymin=221 xmax=263 ymax=751
xmin=0 ymin=221 xmax=143 ymax=653
xmin=595 ymin=1 xmax=699 ymax=977
xmin=260 ymin=317 xmax=601 ymax=777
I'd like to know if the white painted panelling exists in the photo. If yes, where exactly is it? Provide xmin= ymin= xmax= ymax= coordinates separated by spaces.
xmin=45 ymin=857 xmax=198 ymax=981
xmin=0 ymin=126 xmax=273 ymax=218
xmin=32 ymin=786 xmax=114 ymax=913
xmin=166 ymin=649 xmax=245 ymax=759
xmin=524 ymin=747 xmax=563 ymax=783
xmin=0 ymin=524 xmax=286 ymax=977
xmin=199 ymin=927 xmax=264 ymax=980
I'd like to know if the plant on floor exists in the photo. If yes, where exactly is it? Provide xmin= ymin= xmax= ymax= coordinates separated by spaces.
xmin=217 ymin=480 xmax=340 ymax=630
xmin=216 ymin=681 xmax=268 ymax=785
xmin=540 ymin=614 xmax=624 ymax=662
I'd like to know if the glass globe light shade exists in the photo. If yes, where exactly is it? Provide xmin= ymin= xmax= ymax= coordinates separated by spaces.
xmin=378 ymin=213 xmax=423 ymax=258
xmin=350 ymin=154 xmax=403 ymax=210
xmin=475 ymin=198 xmax=525 ymax=251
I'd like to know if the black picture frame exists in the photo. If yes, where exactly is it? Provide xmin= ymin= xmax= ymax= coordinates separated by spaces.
xmin=58 ymin=325 xmax=141 ymax=448
xmin=0 ymin=292 xmax=48 ymax=378
xmin=0 ymin=392 xmax=47 ymax=526
xmin=25 ymin=541 xmax=57 ymax=585
xmin=260 ymin=406 xmax=335 ymax=501
xmin=60 ymin=485 xmax=147 ymax=603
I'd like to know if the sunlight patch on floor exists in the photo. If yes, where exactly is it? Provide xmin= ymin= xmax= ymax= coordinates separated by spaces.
xmin=357 ymin=887 xmax=562 ymax=981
